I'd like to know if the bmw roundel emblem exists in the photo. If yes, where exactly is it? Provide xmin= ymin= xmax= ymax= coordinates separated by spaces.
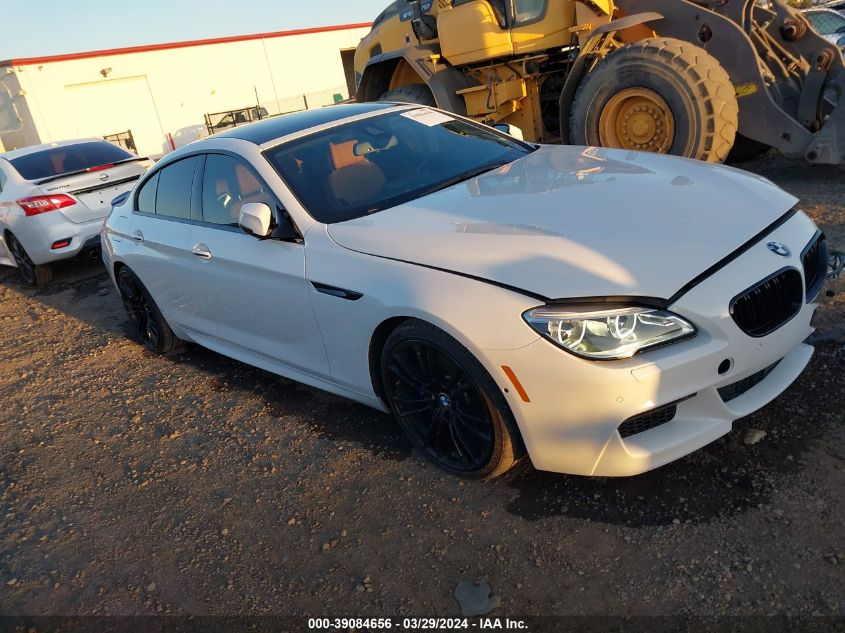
xmin=766 ymin=241 xmax=790 ymax=257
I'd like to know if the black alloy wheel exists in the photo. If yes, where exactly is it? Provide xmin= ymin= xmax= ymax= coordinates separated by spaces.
xmin=381 ymin=320 xmax=524 ymax=478
xmin=7 ymin=233 xmax=52 ymax=286
xmin=116 ymin=267 xmax=179 ymax=354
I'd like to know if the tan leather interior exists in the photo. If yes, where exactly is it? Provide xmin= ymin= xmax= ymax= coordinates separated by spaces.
xmin=235 ymin=163 xmax=262 ymax=196
xmin=328 ymin=162 xmax=386 ymax=208
xmin=211 ymin=163 xmax=271 ymax=223
xmin=329 ymin=140 xmax=368 ymax=170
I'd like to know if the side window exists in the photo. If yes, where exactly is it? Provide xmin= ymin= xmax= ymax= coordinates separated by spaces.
xmin=136 ymin=172 xmax=159 ymax=213
xmin=513 ymin=0 xmax=546 ymax=25
xmin=201 ymin=154 xmax=275 ymax=227
xmin=155 ymin=157 xmax=200 ymax=220
xmin=0 ymin=168 xmax=6 ymax=193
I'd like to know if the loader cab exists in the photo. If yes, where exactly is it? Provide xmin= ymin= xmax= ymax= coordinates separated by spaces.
xmin=438 ymin=0 xmax=576 ymax=65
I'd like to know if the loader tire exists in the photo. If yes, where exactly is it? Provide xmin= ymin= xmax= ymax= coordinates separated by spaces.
xmin=379 ymin=84 xmax=436 ymax=106
xmin=570 ymin=37 xmax=738 ymax=163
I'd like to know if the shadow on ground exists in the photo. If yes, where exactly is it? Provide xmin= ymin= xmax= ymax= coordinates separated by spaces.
xmin=167 ymin=344 xmax=413 ymax=464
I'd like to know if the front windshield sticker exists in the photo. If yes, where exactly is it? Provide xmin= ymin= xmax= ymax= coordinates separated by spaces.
xmin=401 ymin=109 xmax=455 ymax=127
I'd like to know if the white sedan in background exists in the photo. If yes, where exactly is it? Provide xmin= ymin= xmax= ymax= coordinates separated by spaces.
xmin=803 ymin=8 xmax=845 ymax=50
xmin=103 ymin=103 xmax=826 ymax=479
xmin=0 ymin=139 xmax=151 ymax=285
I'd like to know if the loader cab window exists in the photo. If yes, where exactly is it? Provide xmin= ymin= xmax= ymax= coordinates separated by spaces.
xmin=512 ymin=0 xmax=547 ymax=26
xmin=373 ymin=1 xmax=401 ymax=27
xmin=451 ymin=0 xmax=546 ymax=29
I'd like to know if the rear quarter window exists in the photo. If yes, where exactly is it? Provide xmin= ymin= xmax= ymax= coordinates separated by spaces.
xmin=9 ymin=141 xmax=135 ymax=181
xmin=136 ymin=172 xmax=160 ymax=214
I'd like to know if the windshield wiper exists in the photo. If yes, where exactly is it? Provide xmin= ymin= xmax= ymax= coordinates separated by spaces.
xmin=415 ymin=160 xmax=511 ymax=199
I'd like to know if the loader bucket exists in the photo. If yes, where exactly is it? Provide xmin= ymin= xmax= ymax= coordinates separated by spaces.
xmin=615 ymin=0 xmax=845 ymax=165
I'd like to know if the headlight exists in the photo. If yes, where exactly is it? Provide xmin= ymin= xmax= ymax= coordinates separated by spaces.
xmin=523 ymin=305 xmax=696 ymax=360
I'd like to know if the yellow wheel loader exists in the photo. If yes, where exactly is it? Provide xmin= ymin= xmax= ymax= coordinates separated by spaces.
xmin=353 ymin=0 xmax=845 ymax=164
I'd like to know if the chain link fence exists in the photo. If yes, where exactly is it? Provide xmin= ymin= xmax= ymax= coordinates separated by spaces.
xmin=263 ymin=85 xmax=350 ymax=117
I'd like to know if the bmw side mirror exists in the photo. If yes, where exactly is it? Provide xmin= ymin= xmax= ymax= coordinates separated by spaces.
xmin=269 ymin=212 xmax=300 ymax=242
xmin=239 ymin=203 xmax=273 ymax=238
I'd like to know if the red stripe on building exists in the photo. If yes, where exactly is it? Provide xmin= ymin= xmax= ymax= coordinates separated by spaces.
xmin=0 ymin=22 xmax=372 ymax=67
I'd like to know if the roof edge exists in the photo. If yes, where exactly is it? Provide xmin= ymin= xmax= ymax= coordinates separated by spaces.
xmin=0 ymin=22 xmax=372 ymax=68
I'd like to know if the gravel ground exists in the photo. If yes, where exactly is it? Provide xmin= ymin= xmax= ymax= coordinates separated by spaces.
xmin=1 ymin=154 xmax=843 ymax=620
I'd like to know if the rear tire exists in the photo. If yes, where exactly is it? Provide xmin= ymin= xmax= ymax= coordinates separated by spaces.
xmin=7 ymin=233 xmax=52 ymax=287
xmin=116 ymin=267 xmax=180 ymax=354
xmin=379 ymin=84 xmax=436 ymax=106
xmin=380 ymin=319 xmax=524 ymax=479
xmin=570 ymin=37 xmax=738 ymax=163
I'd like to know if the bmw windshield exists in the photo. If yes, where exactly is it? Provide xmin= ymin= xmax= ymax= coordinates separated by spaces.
xmin=264 ymin=108 xmax=535 ymax=223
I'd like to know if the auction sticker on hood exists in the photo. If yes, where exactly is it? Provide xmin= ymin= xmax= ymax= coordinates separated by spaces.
xmin=401 ymin=109 xmax=454 ymax=127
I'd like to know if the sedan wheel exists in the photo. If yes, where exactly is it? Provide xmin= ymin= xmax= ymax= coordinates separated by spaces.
xmin=7 ymin=233 xmax=52 ymax=287
xmin=381 ymin=320 xmax=524 ymax=478
xmin=116 ymin=267 xmax=179 ymax=354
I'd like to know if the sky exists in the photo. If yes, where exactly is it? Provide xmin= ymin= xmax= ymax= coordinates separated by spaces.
xmin=1 ymin=0 xmax=388 ymax=59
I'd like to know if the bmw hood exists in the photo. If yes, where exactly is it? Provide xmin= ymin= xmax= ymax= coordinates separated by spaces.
xmin=326 ymin=146 xmax=798 ymax=301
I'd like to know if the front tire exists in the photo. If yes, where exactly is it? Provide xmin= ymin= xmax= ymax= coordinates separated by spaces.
xmin=380 ymin=320 xmax=524 ymax=479
xmin=7 ymin=232 xmax=52 ymax=287
xmin=569 ymin=37 xmax=738 ymax=163
xmin=116 ymin=267 xmax=180 ymax=354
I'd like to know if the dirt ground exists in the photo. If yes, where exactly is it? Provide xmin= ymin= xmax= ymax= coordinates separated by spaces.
xmin=1 ymin=154 xmax=843 ymax=621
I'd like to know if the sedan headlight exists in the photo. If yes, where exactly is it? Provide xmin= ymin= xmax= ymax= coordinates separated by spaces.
xmin=523 ymin=306 xmax=696 ymax=360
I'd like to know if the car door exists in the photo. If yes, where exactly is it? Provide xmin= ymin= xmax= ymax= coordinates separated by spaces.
xmin=184 ymin=152 xmax=329 ymax=378
xmin=126 ymin=155 xmax=205 ymax=334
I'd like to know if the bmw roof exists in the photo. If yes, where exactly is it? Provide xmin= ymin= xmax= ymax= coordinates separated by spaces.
xmin=213 ymin=102 xmax=398 ymax=145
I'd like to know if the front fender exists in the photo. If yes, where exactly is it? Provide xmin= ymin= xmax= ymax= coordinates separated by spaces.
xmin=305 ymin=226 xmax=540 ymax=397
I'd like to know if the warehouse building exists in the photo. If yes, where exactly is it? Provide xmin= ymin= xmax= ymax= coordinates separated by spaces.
xmin=0 ymin=23 xmax=371 ymax=157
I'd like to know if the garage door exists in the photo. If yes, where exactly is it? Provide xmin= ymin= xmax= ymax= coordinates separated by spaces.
xmin=64 ymin=76 xmax=165 ymax=157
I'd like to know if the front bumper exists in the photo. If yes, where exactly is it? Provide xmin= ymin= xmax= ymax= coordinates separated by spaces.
xmin=479 ymin=211 xmax=820 ymax=476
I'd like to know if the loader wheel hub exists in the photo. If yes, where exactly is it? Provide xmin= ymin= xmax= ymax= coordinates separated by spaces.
xmin=599 ymin=88 xmax=675 ymax=153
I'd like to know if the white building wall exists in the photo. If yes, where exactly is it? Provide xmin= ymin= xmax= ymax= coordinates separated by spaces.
xmin=4 ymin=26 xmax=368 ymax=157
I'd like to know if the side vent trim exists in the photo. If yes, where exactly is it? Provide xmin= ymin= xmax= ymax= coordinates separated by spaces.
xmin=311 ymin=281 xmax=363 ymax=301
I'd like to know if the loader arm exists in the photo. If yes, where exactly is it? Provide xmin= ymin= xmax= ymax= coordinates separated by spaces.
xmin=614 ymin=0 xmax=845 ymax=164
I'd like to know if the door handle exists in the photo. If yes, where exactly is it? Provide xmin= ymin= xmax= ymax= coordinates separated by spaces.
xmin=129 ymin=230 xmax=144 ymax=243
xmin=191 ymin=243 xmax=212 ymax=260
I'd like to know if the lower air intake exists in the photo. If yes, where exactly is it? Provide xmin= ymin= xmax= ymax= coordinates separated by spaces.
xmin=718 ymin=360 xmax=781 ymax=403
xmin=619 ymin=398 xmax=690 ymax=438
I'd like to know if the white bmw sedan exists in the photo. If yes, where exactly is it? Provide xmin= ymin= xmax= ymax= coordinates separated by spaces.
xmin=102 ymin=103 xmax=826 ymax=479
xmin=0 ymin=139 xmax=151 ymax=286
